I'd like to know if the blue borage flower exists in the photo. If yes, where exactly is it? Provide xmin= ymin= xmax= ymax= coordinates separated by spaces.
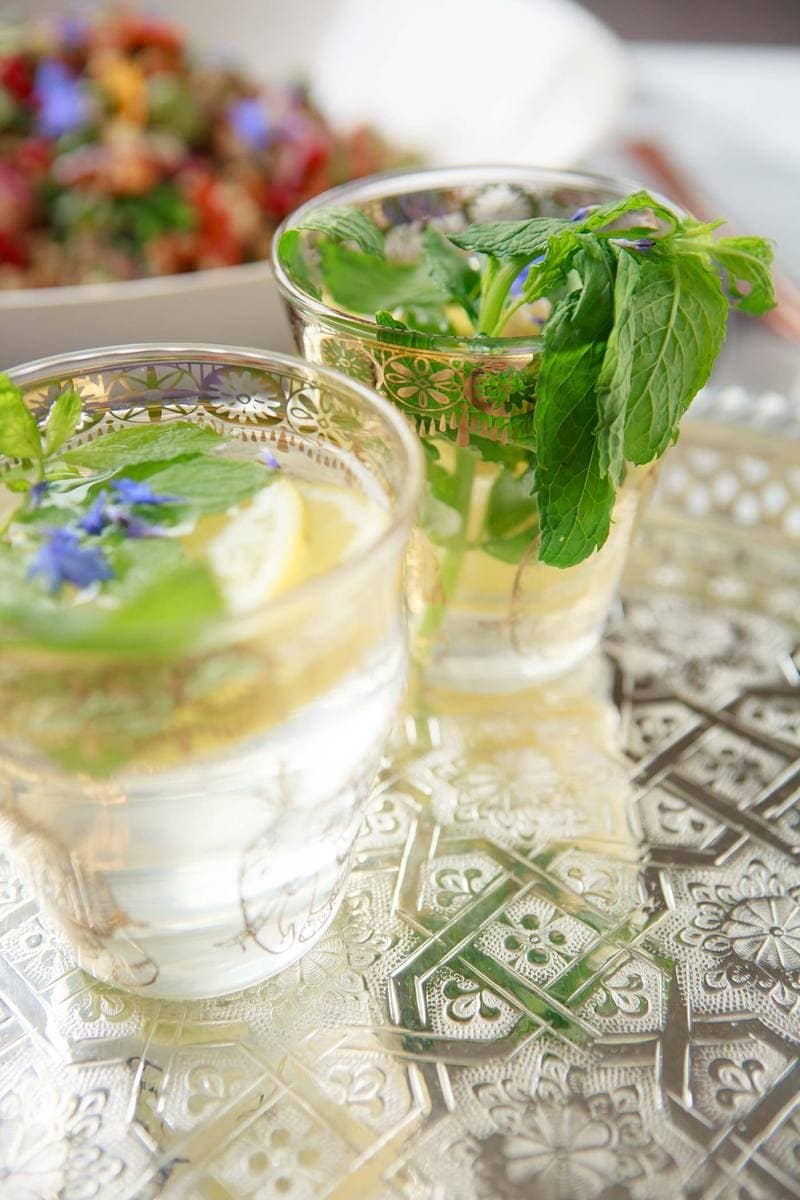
xmin=34 ymin=60 xmax=90 ymax=139
xmin=228 ymin=97 xmax=271 ymax=151
xmin=79 ymin=478 xmax=181 ymax=540
xmin=111 ymin=478 xmax=179 ymax=506
xmin=57 ymin=15 xmax=88 ymax=48
xmin=259 ymin=449 xmax=280 ymax=469
xmin=28 ymin=481 xmax=49 ymax=510
xmin=112 ymin=511 xmax=162 ymax=539
xmin=571 ymin=204 xmax=599 ymax=222
xmin=28 ymin=528 xmax=113 ymax=594
xmin=78 ymin=491 xmax=110 ymax=535
xmin=615 ymin=237 xmax=656 ymax=251
xmin=510 ymin=255 xmax=546 ymax=298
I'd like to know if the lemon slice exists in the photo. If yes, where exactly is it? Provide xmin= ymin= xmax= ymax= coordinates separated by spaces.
xmin=300 ymin=482 xmax=387 ymax=569
xmin=207 ymin=479 xmax=305 ymax=613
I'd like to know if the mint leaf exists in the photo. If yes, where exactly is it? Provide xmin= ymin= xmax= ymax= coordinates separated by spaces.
xmin=522 ymin=226 xmax=582 ymax=301
xmin=277 ymin=229 xmax=321 ymax=301
xmin=104 ymin=560 xmax=222 ymax=652
xmin=481 ymin=466 xmax=539 ymax=565
xmin=0 ymin=536 xmax=223 ymax=654
xmin=596 ymin=248 xmax=641 ymax=485
xmin=103 ymin=537 xmax=186 ymax=602
xmin=534 ymin=239 xmax=617 ymax=567
xmin=468 ymin=436 xmax=534 ymax=468
xmin=375 ymin=310 xmax=410 ymax=328
xmin=63 ymin=422 xmax=223 ymax=470
xmin=707 ymin=235 xmax=776 ymax=315
xmin=140 ymin=453 xmax=268 ymax=513
xmin=581 ymin=190 xmax=680 ymax=236
xmin=294 ymin=206 xmax=384 ymax=256
xmin=421 ymin=226 xmax=481 ymax=318
xmin=619 ymin=251 xmax=729 ymax=464
xmin=448 ymin=217 xmax=570 ymax=261
xmin=393 ymin=305 xmax=451 ymax=335
xmin=43 ymin=389 xmax=82 ymax=457
xmin=0 ymin=375 xmax=43 ymax=464
xmin=318 ymin=240 xmax=447 ymax=313
xmin=485 ymin=466 xmax=537 ymax=538
xmin=483 ymin=531 xmax=538 ymax=565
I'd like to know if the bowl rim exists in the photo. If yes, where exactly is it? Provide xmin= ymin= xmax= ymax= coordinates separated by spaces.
xmin=272 ymin=163 xmax=666 ymax=354
xmin=0 ymin=259 xmax=275 ymax=310
xmin=8 ymin=342 xmax=424 ymax=639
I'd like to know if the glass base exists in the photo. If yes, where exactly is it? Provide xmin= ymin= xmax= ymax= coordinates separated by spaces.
xmin=65 ymin=862 xmax=349 ymax=1000
xmin=422 ymin=628 xmax=601 ymax=693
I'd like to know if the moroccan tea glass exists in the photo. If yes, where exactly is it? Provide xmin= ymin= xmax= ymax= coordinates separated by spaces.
xmin=0 ymin=345 xmax=422 ymax=998
xmin=274 ymin=166 xmax=662 ymax=693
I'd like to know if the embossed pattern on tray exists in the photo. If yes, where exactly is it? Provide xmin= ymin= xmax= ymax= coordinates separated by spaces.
xmin=0 ymin=415 xmax=799 ymax=1199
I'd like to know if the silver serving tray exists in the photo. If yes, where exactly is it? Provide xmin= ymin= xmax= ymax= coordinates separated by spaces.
xmin=0 ymin=403 xmax=798 ymax=1199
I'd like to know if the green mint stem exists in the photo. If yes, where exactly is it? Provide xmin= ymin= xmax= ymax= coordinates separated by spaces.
xmin=477 ymin=260 xmax=523 ymax=335
xmin=416 ymin=445 xmax=475 ymax=645
xmin=0 ymin=506 xmax=18 ymax=540
xmin=494 ymin=295 xmax=527 ymax=336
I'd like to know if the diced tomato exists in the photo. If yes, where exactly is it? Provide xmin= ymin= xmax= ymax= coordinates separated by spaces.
xmin=16 ymin=137 xmax=53 ymax=179
xmin=0 ymin=55 xmax=34 ymax=104
xmin=0 ymin=230 xmax=28 ymax=267
xmin=117 ymin=17 xmax=183 ymax=55
xmin=182 ymin=171 xmax=242 ymax=266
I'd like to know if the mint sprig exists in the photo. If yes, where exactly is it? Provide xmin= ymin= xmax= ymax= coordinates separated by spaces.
xmin=280 ymin=190 xmax=776 ymax=567
xmin=0 ymin=381 xmax=276 ymax=652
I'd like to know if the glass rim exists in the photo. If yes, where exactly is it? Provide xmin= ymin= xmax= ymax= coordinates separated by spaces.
xmin=272 ymin=163 xmax=668 ymax=355
xmin=8 ymin=342 xmax=424 ymax=640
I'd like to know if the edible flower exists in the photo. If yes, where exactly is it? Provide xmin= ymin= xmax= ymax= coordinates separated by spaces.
xmin=28 ymin=480 xmax=49 ymax=509
xmin=77 ymin=491 xmax=110 ymax=534
xmin=112 ymin=511 xmax=162 ymax=539
xmin=28 ymin=527 xmax=113 ymax=593
xmin=79 ymin=481 xmax=179 ymax=539
xmin=111 ymin=477 xmax=178 ymax=505
xmin=228 ymin=97 xmax=271 ymax=150
xmin=259 ymin=449 xmax=280 ymax=469
xmin=34 ymin=60 xmax=90 ymax=139
xmin=57 ymin=16 xmax=89 ymax=49
xmin=616 ymin=237 xmax=657 ymax=252
xmin=510 ymin=255 xmax=545 ymax=297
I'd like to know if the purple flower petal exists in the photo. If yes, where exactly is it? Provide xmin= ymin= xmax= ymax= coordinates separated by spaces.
xmin=111 ymin=478 xmax=179 ymax=506
xmin=29 ymin=481 xmax=49 ymax=510
xmin=28 ymin=527 xmax=113 ymax=594
xmin=35 ymin=60 xmax=90 ymax=139
xmin=259 ymin=449 xmax=280 ymax=469
xmin=615 ymin=237 xmax=657 ymax=252
xmin=570 ymin=205 xmax=599 ymax=223
xmin=510 ymin=255 xmax=546 ymax=297
xmin=78 ymin=491 xmax=110 ymax=535
xmin=109 ymin=508 xmax=164 ymax=539
xmin=228 ymin=97 xmax=271 ymax=150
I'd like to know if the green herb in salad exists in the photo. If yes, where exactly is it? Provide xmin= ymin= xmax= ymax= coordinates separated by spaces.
xmin=278 ymin=192 xmax=775 ymax=568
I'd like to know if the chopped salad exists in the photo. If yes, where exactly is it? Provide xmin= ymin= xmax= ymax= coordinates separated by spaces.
xmin=0 ymin=10 xmax=405 ymax=288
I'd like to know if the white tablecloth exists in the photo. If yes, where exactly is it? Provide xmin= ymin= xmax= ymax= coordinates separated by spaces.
xmin=593 ymin=43 xmax=800 ymax=401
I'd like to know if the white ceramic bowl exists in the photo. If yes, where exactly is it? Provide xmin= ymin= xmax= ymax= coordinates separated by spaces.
xmin=0 ymin=0 xmax=627 ymax=368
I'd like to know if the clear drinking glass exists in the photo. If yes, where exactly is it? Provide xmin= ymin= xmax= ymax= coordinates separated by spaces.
xmin=0 ymin=345 xmax=422 ymax=998
xmin=274 ymin=166 xmax=660 ymax=692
